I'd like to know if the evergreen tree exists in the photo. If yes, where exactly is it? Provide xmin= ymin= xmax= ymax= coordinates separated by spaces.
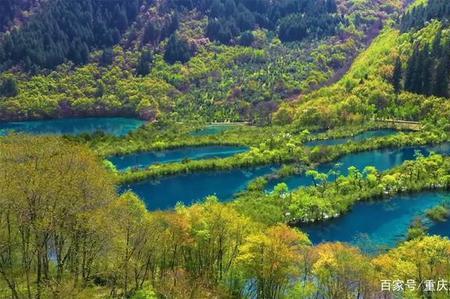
xmin=167 ymin=13 xmax=179 ymax=35
xmin=392 ymin=56 xmax=402 ymax=93
xmin=421 ymin=55 xmax=433 ymax=96
xmin=210 ymin=0 xmax=225 ymax=18
xmin=0 ymin=45 xmax=5 ymax=62
xmin=95 ymin=81 xmax=105 ymax=98
xmin=279 ymin=14 xmax=307 ymax=42
xmin=126 ymin=0 xmax=140 ymax=20
xmin=400 ymin=0 xmax=450 ymax=32
xmin=403 ymin=37 xmax=449 ymax=98
xmin=206 ymin=19 xmax=222 ymax=42
xmin=164 ymin=34 xmax=192 ymax=64
xmin=433 ymin=57 xmax=449 ymax=98
xmin=112 ymin=29 xmax=122 ymax=44
xmin=80 ymin=42 xmax=90 ymax=65
xmin=114 ymin=5 xmax=129 ymax=32
xmin=0 ymin=0 xmax=12 ymax=26
xmin=0 ymin=0 xmax=143 ymax=71
xmin=326 ymin=0 xmax=338 ymax=13
xmin=100 ymin=48 xmax=114 ymax=66
xmin=239 ymin=31 xmax=255 ymax=46
xmin=411 ymin=47 xmax=425 ymax=94
xmin=432 ymin=30 xmax=442 ymax=57
xmin=405 ymin=47 xmax=418 ymax=93
xmin=421 ymin=45 xmax=433 ymax=96
xmin=236 ymin=8 xmax=256 ymax=31
xmin=0 ymin=77 xmax=18 ymax=97
xmin=224 ymin=0 xmax=237 ymax=15
xmin=136 ymin=49 xmax=153 ymax=76
xmin=143 ymin=22 xmax=160 ymax=45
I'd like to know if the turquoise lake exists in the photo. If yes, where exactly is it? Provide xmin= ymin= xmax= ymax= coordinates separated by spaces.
xmin=306 ymin=129 xmax=398 ymax=146
xmin=299 ymin=192 xmax=450 ymax=252
xmin=427 ymin=201 xmax=450 ymax=237
xmin=190 ymin=124 xmax=239 ymax=136
xmin=266 ymin=143 xmax=450 ymax=191
xmin=122 ymin=143 xmax=450 ymax=211
xmin=109 ymin=145 xmax=249 ymax=171
xmin=0 ymin=117 xmax=146 ymax=136
xmin=121 ymin=165 xmax=277 ymax=210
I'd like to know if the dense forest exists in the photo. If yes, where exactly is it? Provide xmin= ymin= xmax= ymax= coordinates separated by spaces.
xmin=0 ymin=0 xmax=402 ymax=123
xmin=392 ymin=0 xmax=450 ymax=98
xmin=400 ymin=0 xmax=450 ymax=32
xmin=392 ymin=27 xmax=450 ymax=97
xmin=0 ymin=0 xmax=342 ymax=71
xmin=0 ymin=0 xmax=43 ymax=32
xmin=202 ymin=0 xmax=340 ymax=44
xmin=0 ymin=0 xmax=143 ymax=70
xmin=1 ymin=0 xmax=450 ymax=297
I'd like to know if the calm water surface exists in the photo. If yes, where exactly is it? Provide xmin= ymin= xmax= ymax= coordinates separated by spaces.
xmin=109 ymin=145 xmax=248 ymax=171
xmin=427 ymin=199 xmax=450 ymax=237
xmin=0 ymin=117 xmax=145 ymax=136
xmin=299 ymin=192 xmax=450 ymax=252
xmin=122 ymin=143 xmax=449 ymax=211
xmin=267 ymin=143 xmax=450 ymax=191
xmin=121 ymin=165 xmax=277 ymax=210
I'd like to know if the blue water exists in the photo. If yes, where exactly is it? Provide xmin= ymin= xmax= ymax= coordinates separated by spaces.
xmin=427 ymin=196 xmax=450 ymax=237
xmin=121 ymin=142 xmax=449 ymax=211
xmin=121 ymin=165 xmax=277 ymax=210
xmin=0 ymin=117 xmax=146 ymax=136
xmin=109 ymin=145 xmax=249 ymax=171
xmin=191 ymin=125 xmax=237 ymax=136
xmin=267 ymin=143 xmax=450 ymax=191
xmin=300 ymin=192 xmax=450 ymax=252
xmin=306 ymin=129 xmax=398 ymax=146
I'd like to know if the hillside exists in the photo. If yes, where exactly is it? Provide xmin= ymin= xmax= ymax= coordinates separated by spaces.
xmin=0 ymin=0 xmax=45 ymax=34
xmin=0 ymin=0 xmax=405 ymax=123
xmin=1 ymin=0 xmax=450 ymax=298
xmin=275 ymin=0 xmax=450 ymax=129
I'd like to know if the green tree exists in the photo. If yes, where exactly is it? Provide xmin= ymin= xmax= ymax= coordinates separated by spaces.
xmin=108 ymin=192 xmax=155 ymax=296
xmin=136 ymin=50 xmax=153 ymax=76
xmin=0 ymin=77 xmax=18 ymax=97
xmin=391 ymin=56 xmax=402 ymax=93
xmin=237 ymin=224 xmax=311 ymax=299
xmin=100 ymin=47 xmax=114 ymax=66
xmin=0 ymin=135 xmax=116 ymax=298
xmin=421 ymin=45 xmax=433 ymax=96
xmin=143 ymin=22 xmax=160 ymax=45
xmin=433 ymin=57 xmax=449 ymax=98
xmin=164 ymin=34 xmax=192 ymax=64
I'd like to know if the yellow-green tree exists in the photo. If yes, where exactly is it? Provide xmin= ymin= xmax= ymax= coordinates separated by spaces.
xmin=0 ymin=135 xmax=116 ymax=299
xmin=312 ymin=242 xmax=376 ymax=299
xmin=237 ymin=224 xmax=311 ymax=299
xmin=373 ymin=236 xmax=450 ymax=297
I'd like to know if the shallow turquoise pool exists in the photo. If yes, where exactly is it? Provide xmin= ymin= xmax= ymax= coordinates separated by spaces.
xmin=0 ymin=117 xmax=145 ymax=136
xmin=109 ymin=145 xmax=249 ymax=171
xmin=299 ymin=192 xmax=450 ymax=252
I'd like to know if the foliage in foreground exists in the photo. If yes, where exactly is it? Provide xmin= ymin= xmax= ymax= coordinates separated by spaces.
xmin=1 ymin=135 xmax=450 ymax=299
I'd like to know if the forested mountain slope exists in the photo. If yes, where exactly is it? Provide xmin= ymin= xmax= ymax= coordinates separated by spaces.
xmin=0 ymin=0 xmax=46 ymax=34
xmin=1 ymin=1 xmax=450 ymax=298
xmin=275 ymin=0 xmax=449 ymax=129
xmin=0 ymin=0 xmax=405 ymax=123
